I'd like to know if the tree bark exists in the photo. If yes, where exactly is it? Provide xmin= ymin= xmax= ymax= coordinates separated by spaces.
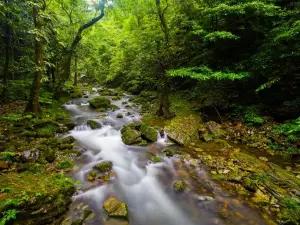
xmin=25 ymin=4 xmax=43 ymax=114
xmin=1 ymin=0 xmax=11 ymax=103
xmin=74 ymin=54 xmax=78 ymax=86
xmin=54 ymin=1 xmax=106 ymax=98
xmin=155 ymin=0 xmax=173 ymax=118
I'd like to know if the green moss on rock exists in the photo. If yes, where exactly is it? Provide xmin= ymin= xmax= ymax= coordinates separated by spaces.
xmin=103 ymin=197 xmax=128 ymax=219
xmin=93 ymin=161 xmax=113 ymax=172
xmin=87 ymin=120 xmax=102 ymax=129
xmin=89 ymin=97 xmax=111 ymax=109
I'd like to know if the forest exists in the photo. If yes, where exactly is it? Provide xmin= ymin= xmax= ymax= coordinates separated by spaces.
xmin=0 ymin=0 xmax=299 ymax=225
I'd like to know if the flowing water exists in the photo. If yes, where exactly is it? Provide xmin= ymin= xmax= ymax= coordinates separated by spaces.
xmin=62 ymin=88 xmax=275 ymax=225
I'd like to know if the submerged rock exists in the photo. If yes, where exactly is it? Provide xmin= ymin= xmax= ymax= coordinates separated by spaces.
xmin=89 ymin=97 xmax=111 ymax=109
xmin=173 ymin=180 xmax=186 ymax=192
xmin=87 ymin=120 xmax=102 ymax=129
xmin=103 ymin=197 xmax=128 ymax=219
xmin=93 ymin=161 xmax=113 ymax=172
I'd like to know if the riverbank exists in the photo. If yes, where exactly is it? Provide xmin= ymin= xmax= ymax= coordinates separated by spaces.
xmin=0 ymin=86 xmax=86 ymax=224
xmin=138 ymin=91 xmax=300 ymax=224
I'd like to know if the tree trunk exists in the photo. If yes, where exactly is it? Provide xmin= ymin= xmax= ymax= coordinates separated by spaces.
xmin=157 ymin=74 xmax=173 ymax=118
xmin=25 ymin=5 xmax=43 ymax=114
xmin=74 ymin=54 xmax=78 ymax=86
xmin=1 ymin=0 xmax=11 ymax=104
xmin=54 ymin=1 xmax=106 ymax=98
xmin=155 ymin=0 xmax=173 ymax=118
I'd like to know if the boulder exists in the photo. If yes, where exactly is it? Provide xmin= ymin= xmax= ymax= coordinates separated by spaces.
xmin=89 ymin=97 xmax=111 ymax=109
xmin=116 ymin=114 xmax=124 ymax=119
xmin=93 ymin=161 xmax=113 ymax=172
xmin=206 ymin=121 xmax=226 ymax=138
xmin=87 ymin=171 xmax=97 ymax=181
xmin=87 ymin=120 xmax=102 ymax=129
xmin=103 ymin=197 xmax=128 ymax=219
xmin=140 ymin=123 xmax=157 ymax=142
xmin=121 ymin=122 xmax=157 ymax=145
xmin=121 ymin=130 xmax=142 ymax=145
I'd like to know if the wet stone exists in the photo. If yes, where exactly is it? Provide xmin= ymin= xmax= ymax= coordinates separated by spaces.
xmin=103 ymin=197 xmax=128 ymax=219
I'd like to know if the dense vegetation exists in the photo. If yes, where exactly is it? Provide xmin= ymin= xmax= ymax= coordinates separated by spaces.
xmin=0 ymin=0 xmax=299 ymax=224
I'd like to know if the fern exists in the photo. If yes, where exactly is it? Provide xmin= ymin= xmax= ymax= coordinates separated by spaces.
xmin=204 ymin=31 xmax=239 ymax=42
xmin=168 ymin=66 xmax=248 ymax=81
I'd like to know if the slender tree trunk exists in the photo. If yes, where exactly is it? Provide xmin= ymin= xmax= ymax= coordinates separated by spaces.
xmin=155 ymin=0 xmax=173 ymax=118
xmin=1 ymin=0 xmax=11 ymax=103
xmin=11 ymin=49 xmax=15 ymax=80
xmin=25 ymin=5 xmax=43 ymax=114
xmin=74 ymin=54 xmax=78 ymax=86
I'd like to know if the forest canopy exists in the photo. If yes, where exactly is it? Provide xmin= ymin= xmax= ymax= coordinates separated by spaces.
xmin=0 ymin=0 xmax=299 ymax=119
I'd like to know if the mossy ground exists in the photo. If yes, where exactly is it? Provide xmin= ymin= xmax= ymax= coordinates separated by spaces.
xmin=0 ymin=94 xmax=78 ymax=224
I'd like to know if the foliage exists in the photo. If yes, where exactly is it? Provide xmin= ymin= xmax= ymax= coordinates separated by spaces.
xmin=56 ymin=160 xmax=74 ymax=169
xmin=168 ymin=67 xmax=248 ymax=81
xmin=0 ymin=209 xmax=17 ymax=225
xmin=244 ymin=107 xmax=265 ymax=125
xmin=272 ymin=117 xmax=300 ymax=136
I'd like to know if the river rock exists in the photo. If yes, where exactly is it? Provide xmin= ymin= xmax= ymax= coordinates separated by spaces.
xmin=162 ymin=148 xmax=174 ymax=157
xmin=206 ymin=121 xmax=226 ymax=138
xmin=116 ymin=114 xmax=124 ymax=119
xmin=87 ymin=120 xmax=102 ymax=129
xmin=93 ymin=161 xmax=113 ymax=172
xmin=89 ymin=97 xmax=111 ymax=109
xmin=103 ymin=197 xmax=128 ymax=219
xmin=121 ymin=129 xmax=142 ymax=145
xmin=121 ymin=122 xmax=157 ymax=145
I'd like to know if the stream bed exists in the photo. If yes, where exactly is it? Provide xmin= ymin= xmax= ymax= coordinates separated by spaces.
xmin=62 ymin=89 xmax=275 ymax=225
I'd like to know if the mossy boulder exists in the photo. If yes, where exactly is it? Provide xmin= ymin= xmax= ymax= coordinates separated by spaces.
xmin=64 ymin=121 xmax=76 ymax=130
xmin=89 ymin=97 xmax=111 ymax=110
xmin=87 ymin=120 xmax=102 ymax=129
xmin=93 ymin=161 xmax=113 ymax=173
xmin=116 ymin=114 xmax=124 ymax=119
xmin=103 ymin=197 xmax=128 ymax=219
xmin=121 ymin=129 xmax=142 ymax=145
xmin=140 ymin=123 xmax=157 ymax=142
xmin=206 ymin=121 xmax=226 ymax=138
xmin=110 ymin=104 xmax=120 ymax=111
xmin=121 ymin=122 xmax=157 ymax=145
xmin=112 ymin=96 xmax=121 ymax=101
xmin=173 ymin=180 xmax=186 ymax=192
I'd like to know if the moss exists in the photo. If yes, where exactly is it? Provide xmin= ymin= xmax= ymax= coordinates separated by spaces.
xmin=64 ymin=121 xmax=76 ymax=130
xmin=0 ymin=172 xmax=74 ymax=224
xmin=89 ymin=97 xmax=111 ymax=109
xmin=70 ymin=87 xmax=84 ymax=99
xmin=173 ymin=180 xmax=186 ymax=192
xmin=140 ymin=123 xmax=157 ymax=142
xmin=110 ymin=104 xmax=120 ymax=111
xmin=112 ymin=96 xmax=121 ymax=101
xmin=93 ymin=161 xmax=113 ymax=172
xmin=162 ymin=148 xmax=174 ymax=157
xmin=150 ymin=155 xmax=162 ymax=163
xmin=103 ymin=197 xmax=128 ymax=219
xmin=121 ymin=129 xmax=142 ymax=145
xmin=57 ymin=160 xmax=74 ymax=169
xmin=87 ymin=120 xmax=102 ymax=129
xmin=116 ymin=114 xmax=124 ymax=119
xmin=87 ymin=171 xmax=97 ymax=181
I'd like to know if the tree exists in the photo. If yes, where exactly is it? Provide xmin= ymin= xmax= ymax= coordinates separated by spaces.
xmin=25 ymin=0 xmax=46 ymax=114
xmin=54 ymin=0 xmax=107 ymax=98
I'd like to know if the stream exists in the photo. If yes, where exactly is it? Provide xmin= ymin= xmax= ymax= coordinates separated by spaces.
xmin=62 ymin=88 xmax=275 ymax=225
